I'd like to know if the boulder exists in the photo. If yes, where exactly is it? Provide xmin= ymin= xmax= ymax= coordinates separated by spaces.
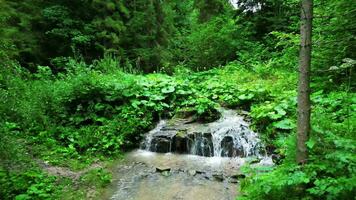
xmin=150 ymin=137 xmax=172 ymax=153
xmin=172 ymin=130 xmax=189 ymax=153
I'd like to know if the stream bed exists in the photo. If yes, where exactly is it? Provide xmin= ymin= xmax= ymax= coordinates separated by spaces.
xmin=107 ymin=109 xmax=273 ymax=200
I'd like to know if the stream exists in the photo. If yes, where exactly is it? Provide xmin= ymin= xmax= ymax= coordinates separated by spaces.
xmin=108 ymin=109 xmax=273 ymax=200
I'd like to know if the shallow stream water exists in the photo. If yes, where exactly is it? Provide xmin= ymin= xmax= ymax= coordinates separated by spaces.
xmin=108 ymin=109 xmax=273 ymax=200
xmin=107 ymin=150 xmax=272 ymax=200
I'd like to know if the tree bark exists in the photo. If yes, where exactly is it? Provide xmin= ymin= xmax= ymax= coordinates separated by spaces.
xmin=297 ymin=0 xmax=313 ymax=164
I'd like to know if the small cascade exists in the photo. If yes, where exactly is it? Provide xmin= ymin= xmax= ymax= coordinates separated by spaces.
xmin=141 ymin=120 xmax=167 ymax=151
xmin=140 ymin=109 xmax=265 ymax=158
xmin=209 ymin=109 xmax=263 ymax=157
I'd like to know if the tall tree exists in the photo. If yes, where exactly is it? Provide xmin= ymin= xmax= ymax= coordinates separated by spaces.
xmin=297 ymin=0 xmax=313 ymax=164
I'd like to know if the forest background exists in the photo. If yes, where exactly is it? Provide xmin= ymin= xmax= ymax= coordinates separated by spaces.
xmin=0 ymin=0 xmax=355 ymax=199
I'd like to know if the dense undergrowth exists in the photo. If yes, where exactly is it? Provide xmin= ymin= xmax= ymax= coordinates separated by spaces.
xmin=1 ymin=55 xmax=355 ymax=199
xmin=1 ymin=0 xmax=355 ymax=199
xmin=0 ymin=54 xmax=291 ymax=198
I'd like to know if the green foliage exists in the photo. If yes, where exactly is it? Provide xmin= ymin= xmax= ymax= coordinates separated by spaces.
xmin=240 ymin=132 xmax=356 ymax=200
xmin=0 ymin=122 xmax=63 ymax=200
xmin=1 ymin=0 xmax=355 ymax=199
xmin=0 ymin=169 xmax=59 ymax=200
xmin=180 ymin=16 xmax=249 ymax=70
xmin=313 ymin=0 xmax=356 ymax=72
xmin=80 ymin=168 xmax=112 ymax=188
xmin=240 ymin=91 xmax=356 ymax=200
xmin=250 ymin=97 xmax=296 ymax=135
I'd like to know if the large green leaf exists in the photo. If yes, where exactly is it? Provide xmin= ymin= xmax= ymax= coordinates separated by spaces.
xmin=238 ymin=93 xmax=254 ymax=100
xmin=161 ymin=86 xmax=175 ymax=94
xmin=273 ymin=119 xmax=295 ymax=130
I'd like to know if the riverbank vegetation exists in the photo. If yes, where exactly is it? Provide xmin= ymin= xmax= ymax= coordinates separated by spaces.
xmin=1 ymin=0 xmax=355 ymax=199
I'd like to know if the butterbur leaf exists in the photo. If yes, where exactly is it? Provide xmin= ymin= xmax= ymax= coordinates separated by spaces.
xmin=273 ymin=119 xmax=295 ymax=130
xmin=268 ymin=112 xmax=282 ymax=120
xmin=161 ymin=86 xmax=175 ymax=94
xmin=238 ymin=93 xmax=254 ymax=100
xmin=150 ymin=94 xmax=166 ymax=101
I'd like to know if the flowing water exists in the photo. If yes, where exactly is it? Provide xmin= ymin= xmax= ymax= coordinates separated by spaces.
xmin=209 ymin=109 xmax=263 ymax=157
xmin=109 ymin=109 xmax=272 ymax=200
xmin=142 ymin=109 xmax=265 ymax=158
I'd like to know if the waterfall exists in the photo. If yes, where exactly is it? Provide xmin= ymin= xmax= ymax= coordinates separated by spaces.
xmin=141 ymin=109 xmax=265 ymax=158
xmin=209 ymin=109 xmax=263 ymax=157
xmin=142 ymin=120 xmax=167 ymax=151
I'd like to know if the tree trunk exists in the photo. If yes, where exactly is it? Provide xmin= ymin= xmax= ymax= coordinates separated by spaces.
xmin=297 ymin=0 xmax=313 ymax=164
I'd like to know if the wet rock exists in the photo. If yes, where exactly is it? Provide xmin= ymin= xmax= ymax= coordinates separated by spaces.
xmin=150 ymin=137 xmax=172 ymax=153
xmin=212 ymin=173 xmax=224 ymax=182
xmin=174 ymin=108 xmax=196 ymax=119
xmin=229 ymin=178 xmax=238 ymax=183
xmin=189 ymin=132 xmax=213 ymax=157
xmin=160 ymin=126 xmax=178 ymax=131
xmin=230 ymin=173 xmax=246 ymax=180
xmin=142 ymin=108 xmax=265 ymax=159
xmin=149 ymin=131 xmax=176 ymax=153
xmin=202 ymin=174 xmax=212 ymax=180
xmin=156 ymin=166 xmax=171 ymax=173
xmin=188 ymin=170 xmax=196 ymax=176
xmin=265 ymin=144 xmax=276 ymax=155
xmin=161 ymin=171 xmax=170 ymax=177
xmin=172 ymin=130 xmax=189 ymax=153
xmin=220 ymin=136 xmax=245 ymax=157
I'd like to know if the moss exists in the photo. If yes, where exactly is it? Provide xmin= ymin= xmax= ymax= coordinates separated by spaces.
xmin=176 ymin=130 xmax=187 ymax=138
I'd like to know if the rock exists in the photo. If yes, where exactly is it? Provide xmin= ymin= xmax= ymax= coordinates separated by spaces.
xmin=189 ymin=132 xmax=213 ymax=157
xmin=202 ymin=173 xmax=212 ymax=180
xmin=172 ymin=130 xmax=189 ymax=153
xmin=229 ymin=177 xmax=239 ymax=183
xmin=212 ymin=173 xmax=224 ymax=182
xmin=161 ymin=171 xmax=170 ymax=177
xmin=220 ymin=136 xmax=245 ymax=157
xmin=156 ymin=166 xmax=171 ymax=173
xmin=266 ymin=144 xmax=276 ymax=155
xmin=160 ymin=127 xmax=178 ymax=131
xmin=149 ymin=130 xmax=177 ymax=153
xmin=150 ymin=137 xmax=172 ymax=153
xmin=141 ymin=108 xmax=264 ymax=159
xmin=230 ymin=173 xmax=246 ymax=179
xmin=188 ymin=170 xmax=196 ymax=176
xmin=174 ymin=108 xmax=196 ymax=119
xmin=196 ymin=170 xmax=204 ymax=175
